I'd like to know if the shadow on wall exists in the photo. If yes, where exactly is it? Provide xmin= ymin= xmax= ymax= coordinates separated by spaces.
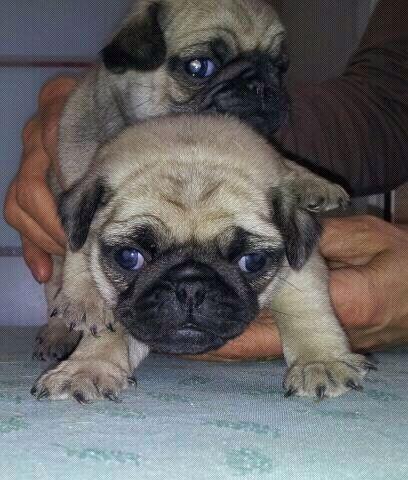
xmin=277 ymin=0 xmax=373 ymax=85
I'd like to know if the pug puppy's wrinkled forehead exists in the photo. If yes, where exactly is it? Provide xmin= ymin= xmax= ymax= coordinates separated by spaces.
xmin=159 ymin=0 xmax=284 ymax=52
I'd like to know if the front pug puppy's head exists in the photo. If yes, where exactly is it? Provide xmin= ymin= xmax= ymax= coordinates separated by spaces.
xmin=101 ymin=0 xmax=289 ymax=133
xmin=58 ymin=115 xmax=320 ymax=354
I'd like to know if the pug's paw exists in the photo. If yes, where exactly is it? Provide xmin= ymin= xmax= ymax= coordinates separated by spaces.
xmin=50 ymin=290 xmax=115 ymax=335
xmin=33 ymin=320 xmax=82 ymax=361
xmin=291 ymin=175 xmax=350 ymax=212
xmin=31 ymin=359 xmax=134 ymax=403
xmin=283 ymin=354 xmax=376 ymax=399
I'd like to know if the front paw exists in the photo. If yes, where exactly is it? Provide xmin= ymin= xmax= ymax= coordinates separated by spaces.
xmin=283 ymin=354 xmax=376 ymax=399
xmin=50 ymin=291 xmax=115 ymax=335
xmin=31 ymin=359 xmax=134 ymax=403
xmin=291 ymin=175 xmax=350 ymax=213
xmin=33 ymin=320 xmax=82 ymax=361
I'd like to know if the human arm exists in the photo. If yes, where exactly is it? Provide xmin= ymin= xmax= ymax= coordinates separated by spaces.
xmin=273 ymin=0 xmax=408 ymax=196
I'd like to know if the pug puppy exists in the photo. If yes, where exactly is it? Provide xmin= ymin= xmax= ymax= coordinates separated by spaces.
xmin=33 ymin=0 xmax=346 ymax=358
xmin=31 ymin=114 xmax=371 ymax=402
xmin=58 ymin=0 xmax=289 ymax=185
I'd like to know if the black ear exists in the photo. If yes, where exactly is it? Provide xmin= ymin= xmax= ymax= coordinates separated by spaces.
xmin=101 ymin=2 xmax=166 ymax=73
xmin=271 ymin=192 xmax=322 ymax=270
xmin=58 ymin=179 xmax=108 ymax=252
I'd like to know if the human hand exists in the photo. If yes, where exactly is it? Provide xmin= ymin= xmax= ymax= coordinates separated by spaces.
xmin=3 ymin=77 xmax=77 ymax=282
xmin=320 ymin=215 xmax=408 ymax=352
xmin=193 ymin=216 xmax=408 ymax=361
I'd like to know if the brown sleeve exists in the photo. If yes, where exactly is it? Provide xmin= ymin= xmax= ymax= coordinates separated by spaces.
xmin=273 ymin=0 xmax=408 ymax=196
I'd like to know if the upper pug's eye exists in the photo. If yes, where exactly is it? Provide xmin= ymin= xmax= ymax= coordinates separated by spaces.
xmin=238 ymin=253 xmax=267 ymax=273
xmin=114 ymin=248 xmax=145 ymax=271
xmin=184 ymin=58 xmax=216 ymax=78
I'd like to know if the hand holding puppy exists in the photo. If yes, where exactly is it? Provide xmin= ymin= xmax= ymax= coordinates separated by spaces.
xmin=3 ymin=77 xmax=76 ymax=282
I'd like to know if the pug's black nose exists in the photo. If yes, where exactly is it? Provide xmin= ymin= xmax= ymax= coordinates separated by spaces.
xmin=246 ymin=78 xmax=265 ymax=97
xmin=176 ymin=281 xmax=206 ymax=307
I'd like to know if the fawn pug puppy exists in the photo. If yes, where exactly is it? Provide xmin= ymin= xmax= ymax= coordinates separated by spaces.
xmin=58 ymin=0 xmax=289 ymax=185
xmin=31 ymin=114 xmax=370 ymax=403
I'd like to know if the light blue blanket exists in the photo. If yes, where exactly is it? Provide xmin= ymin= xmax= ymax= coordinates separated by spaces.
xmin=0 ymin=327 xmax=407 ymax=479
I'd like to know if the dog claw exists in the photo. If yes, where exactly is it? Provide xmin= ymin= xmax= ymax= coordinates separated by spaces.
xmin=284 ymin=387 xmax=297 ymax=398
xmin=90 ymin=325 xmax=100 ymax=337
xmin=36 ymin=388 xmax=50 ymax=400
xmin=127 ymin=376 xmax=137 ymax=386
xmin=316 ymin=385 xmax=326 ymax=399
xmin=307 ymin=196 xmax=325 ymax=211
xmin=107 ymin=323 xmax=116 ymax=332
xmin=73 ymin=391 xmax=89 ymax=405
xmin=364 ymin=362 xmax=378 ymax=371
xmin=103 ymin=390 xmax=121 ymax=403
xmin=33 ymin=352 xmax=46 ymax=362
xmin=50 ymin=308 xmax=58 ymax=318
xmin=346 ymin=380 xmax=363 ymax=391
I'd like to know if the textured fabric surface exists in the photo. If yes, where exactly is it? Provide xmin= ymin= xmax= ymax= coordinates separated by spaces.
xmin=0 ymin=327 xmax=407 ymax=480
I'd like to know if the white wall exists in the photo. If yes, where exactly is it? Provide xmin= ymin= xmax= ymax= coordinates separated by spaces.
xmin=0 ymin=0 xmax=131 ymax=58
xmin=0 ymin=0 xmax=132 ymax=248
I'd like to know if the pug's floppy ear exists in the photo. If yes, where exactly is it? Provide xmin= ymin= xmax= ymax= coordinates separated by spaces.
xmin=270 ymin=186 xmax=322 ymax=271
xmin=58 ymin=178 xmax=110 ymax=252
xmin=102 ymin=1 xmax=166 ymax=73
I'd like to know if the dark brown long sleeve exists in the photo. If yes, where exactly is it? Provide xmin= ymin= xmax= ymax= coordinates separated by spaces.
xmin=273 ymin=0 xmax=408 ymax=196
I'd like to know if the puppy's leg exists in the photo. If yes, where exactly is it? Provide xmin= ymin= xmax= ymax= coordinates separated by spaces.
xmin=49 ymin=249 xmax=114 ymax=334
xmin=266 ymin=252 xmax=374 ymax=398
xmin=283 ymin=159 xmax=350 ymax=212
xmin=31 ymin=324 xmax=149 ymax=402
xmin=33 ymin=255 xmax=82 ymax=361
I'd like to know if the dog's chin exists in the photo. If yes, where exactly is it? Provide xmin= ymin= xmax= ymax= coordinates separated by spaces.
xmin=150 ymin=328 xmax=227 ymax=354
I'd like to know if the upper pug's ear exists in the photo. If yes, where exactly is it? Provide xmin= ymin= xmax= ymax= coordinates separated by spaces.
xmin=102 ymin=2 xmax=166 ymax=73
xmin=270 ymin=186 xmax=322 ymax=271
xmin=58 ymin=178 xmax=110 ymax=252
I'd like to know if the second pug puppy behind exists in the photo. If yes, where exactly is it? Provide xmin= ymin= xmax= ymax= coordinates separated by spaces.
xmin=32 ymin=114 xmax=372 ymax=402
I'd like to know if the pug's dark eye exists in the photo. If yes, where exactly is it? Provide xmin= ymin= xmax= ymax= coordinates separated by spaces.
xmin=184 ymin=58 xmax=216 ymax=78
xmin=114 ymin=248 xmax=145 ymax=271
xmin=238 ymin=253 xmax=267 ymax=273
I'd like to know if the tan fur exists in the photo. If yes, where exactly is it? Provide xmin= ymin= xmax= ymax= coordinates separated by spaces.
xmin=32 ymin=115 xmax=369 ymax=401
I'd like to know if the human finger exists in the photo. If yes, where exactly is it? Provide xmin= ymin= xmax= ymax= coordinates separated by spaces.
xmin=329 ymin=266 xmax=385 ymax=329
xmin=5 ymin=182 xmax=65 ymax=256
xmin=14 ymin=171 xmax=66 ymax=248
xmin=38 ymin=77 xmax=77 ymax=174
xmin=320 ymin=216 xmax=392 ymax=261
xmin=21 ymin=236 xmax=53 ymax=283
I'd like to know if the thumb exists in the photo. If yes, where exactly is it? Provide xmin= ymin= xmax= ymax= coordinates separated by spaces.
xmin=329 ymin=266 xmax=382 ymax=329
